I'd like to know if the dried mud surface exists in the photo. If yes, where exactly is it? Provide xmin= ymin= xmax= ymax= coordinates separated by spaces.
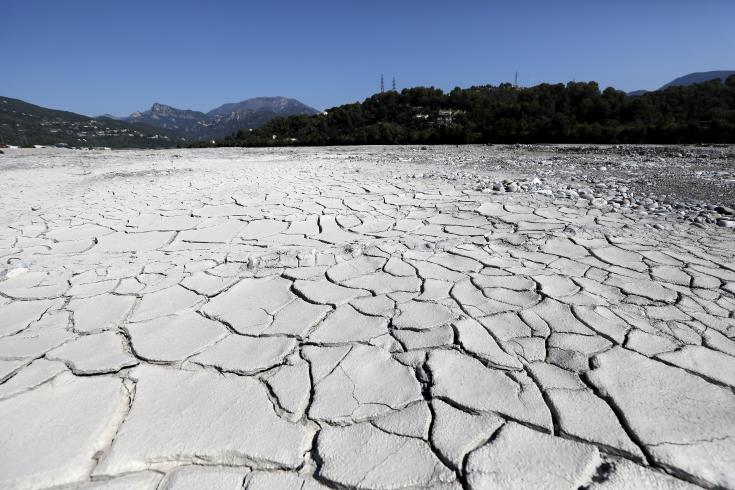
xmin=0 ymin=145 xmax=733 ymax=489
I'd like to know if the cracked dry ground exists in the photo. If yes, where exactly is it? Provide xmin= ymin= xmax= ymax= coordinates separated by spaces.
xmin=0 ymin=148 xmax=734 ymax=490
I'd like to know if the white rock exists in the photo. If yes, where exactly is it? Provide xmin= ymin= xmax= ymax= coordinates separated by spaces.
xmin=344 ymin=270 xmax=421 ymax=294
xmin=326 ymin=255 xmax=386 ymax=282
xmin=350 ymin=294 xmax=395 ymax=316
xmin=393 ymin=324 xmax=454 ymax=349
xmin=466 ymin=422 xmax=600 ymax=488
xmin=261 ymin=359 xmax=311 ymax=419
xmin=428 ymin=349 xmax=551 ymax=429
xmin=0 ymin=359 xmax=24 ymax=382
xmin=158 ymin=465 xmax=249 ymax=490
xmin=95 ymin=365 xmax=313 ymax=474
xmin=393 ymin=300 xmax=455 ymax=330
xmin=0 ymin=311 xmax=73 ymax=359
xmin=0 ymin=358 xmax=67 ymax=400
xmin=372 ymin=401 xmax=431 ymax=439
xmin=431 ymin=398 xmax=504 ymax=470
xmin=68 ymin=294 xmax=136 ymax=333
xmin=455 ymin=317 xmax=522 ymax=370
xmin=293 ymin=279 xmax=370 ymax=305
xmin=588 ymin=347 xmax=735 ymax=488
xmin=70 ymin=471 xmax=162 ymax=489
xmin=179 ymin=219 xmax=247 ymax=243
xmin=309 ymin=304 xmax=389 ymax=343
xmin=546 ymin=388 xmax=644 ymax=459
xmin=0 ymin=299 xmax=58 ymax=337
xmin=201 ymin=276 xmax=294 ymax=333
xmin=191 ymin=335 xmax=296 ymax=374
xmin=316 ymin=422 xmax=456 ymax=488
xmin=47 ymin=331 xmax=138 ymax=374
xmin=244 ymin=471 xmax=328 ymax=489
xmin=304 ymin=344 xmax=422 ymax=423
xmin=130 ymin=285 xmax=203 ymax=322
xmin=0 ymin=373 xmax=128 ymax=489
xmin=126 ymin=312 xmax=227 ymax=362
xmin=657 ymin=344 xmax=735 ymax=387
xmin=593 ymin=457 xmax=701 ymax=489
xmin=239 ymin=219 xmax=288 ymax=240
xmin=592 ymin=246 xmax=646 ymax=272
xmin=180 ymin=271 xmax=238 ymax=296
xmin=95 ymin=231 xmax=175 ymax=253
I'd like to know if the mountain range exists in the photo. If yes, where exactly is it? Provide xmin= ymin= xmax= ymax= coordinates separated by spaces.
xmin=2 ymin=72 xmax=732 ymax=148
xmin=628 ymin=70 xmax=735 ymax=96
xmin=0 ymin=96 xmax=180 ymax=149
xmin=120 ymin=97 xmax=319 ymax=140
xmin=0 ymin=96 xmax=318 ymax=148
xmin=211 ymin=72 xmax=735 ymax=147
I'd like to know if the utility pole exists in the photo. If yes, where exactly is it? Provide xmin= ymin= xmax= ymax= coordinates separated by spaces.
xmin=392 ymin=76 xmax=396 ymax=91
xmin=514 ymin=71 xmax=518 ymax=88
xmin=380 ymin=74 xmax=384 ymax=93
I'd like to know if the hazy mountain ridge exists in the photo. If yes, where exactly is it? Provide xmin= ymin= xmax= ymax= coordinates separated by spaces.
xmin=125 ymin=104 xmax=209 ymax=137
xmin=3 ymin=72 xmax=732 ymax=148
xmin=122 ymin=97 xmax=318 ymax=140
xmin=628 ymin=70 xmax=735 ymax=96
xmin=0 ymin=97 xmax=179 ymax=148
xmin=661 ymin=71 xmax=735 ymax=89
xmin=207 ymin=97 xmax=317 ymax=117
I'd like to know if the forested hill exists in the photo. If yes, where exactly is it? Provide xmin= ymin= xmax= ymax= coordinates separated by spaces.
xmin=197 ymin=77 xmax=735 ymax=146
xmin=0 ymin=96 xmax=180 ymax=148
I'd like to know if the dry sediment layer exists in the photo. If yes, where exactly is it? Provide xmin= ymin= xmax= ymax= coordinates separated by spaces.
xmin=0 ymin=146 xmax=733 ymax=489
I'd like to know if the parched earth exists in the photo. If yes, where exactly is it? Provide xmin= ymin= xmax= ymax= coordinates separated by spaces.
xmin=0 ymin=146 xmax=734 ymax=490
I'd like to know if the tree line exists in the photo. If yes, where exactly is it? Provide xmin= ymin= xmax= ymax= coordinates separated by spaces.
xmin=191 ymin=76 xmax=735 ymax=147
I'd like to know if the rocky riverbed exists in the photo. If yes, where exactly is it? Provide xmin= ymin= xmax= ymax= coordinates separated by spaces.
xmin=0 ymin=145 xmax=733 ymax=489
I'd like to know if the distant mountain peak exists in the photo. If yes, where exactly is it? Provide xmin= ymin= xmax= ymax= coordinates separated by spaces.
xmin=206 ymin=96 xmax=318 ymax=118
xmin=628 ymin=70 xmax=735 ymax=96
xmin=0 ymin=95 xmax=177 ymax=148
xmin=146 ymin=103 xmax=199 ymax=118
xmin=120 ymin=96 xmax=318 ymax=140
xmin=660 ymin=70 xmax=735 ymax=90
xmin=151 ymin=102 xmax=173 ymax=112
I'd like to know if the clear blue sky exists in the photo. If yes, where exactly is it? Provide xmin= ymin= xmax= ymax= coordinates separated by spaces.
xmin=2 ymin=0 xmax=734 ymax=116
